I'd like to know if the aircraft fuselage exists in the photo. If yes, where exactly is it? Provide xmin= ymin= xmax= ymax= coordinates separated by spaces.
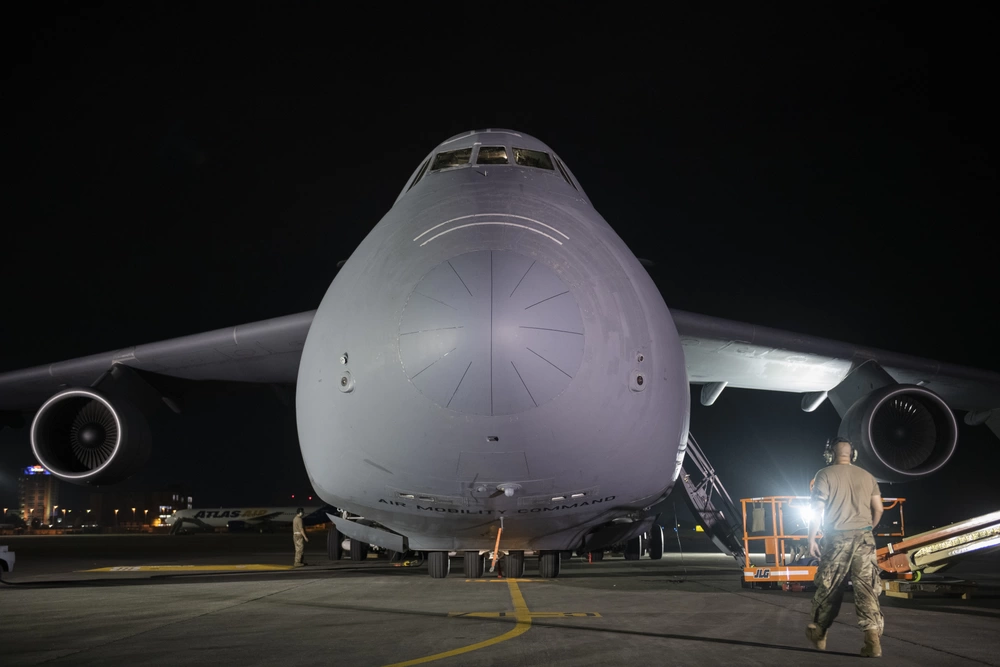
xmin=296 ymin=130 xmax=690 ymax=551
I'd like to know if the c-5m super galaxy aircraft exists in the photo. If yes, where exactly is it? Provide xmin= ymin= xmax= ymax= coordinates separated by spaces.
xmin=2 ymin=129 xmax=1000 ymax=579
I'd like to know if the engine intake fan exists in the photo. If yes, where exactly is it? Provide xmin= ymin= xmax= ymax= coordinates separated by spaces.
xmin=31 ymin=388 xmax=151 ymax=485
xmin=839 ymin=384 xmax=957 ymax=482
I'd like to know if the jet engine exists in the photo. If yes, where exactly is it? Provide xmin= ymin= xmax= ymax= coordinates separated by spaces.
xmin=31 ymin=388 xmax=151 ymax=485
xmin=838 ymin=384 xmax=957 ymax=483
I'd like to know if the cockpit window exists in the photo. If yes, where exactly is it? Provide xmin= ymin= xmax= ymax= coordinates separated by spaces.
xmin=513 ymin=148 xmax=554 ymax=170
xmin=408 ymin=158 xmax=430 ymax=191
xmin=553 ymin=156 xmax=577 ymax=190
xmin=476 ymin=146 xmax=509 ymax=164
xmin=431 ymin=148 xmax=472 ymax=170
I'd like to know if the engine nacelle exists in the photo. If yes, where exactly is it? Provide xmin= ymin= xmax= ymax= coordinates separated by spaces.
xmin=839 ymin=384 xmax=957 ymax=483
xmin=31 ymin=388 xmax=151 ymax=486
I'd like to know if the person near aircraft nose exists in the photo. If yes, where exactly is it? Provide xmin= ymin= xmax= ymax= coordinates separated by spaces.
xmin=292 ymin=507 xmax=309 ymax=567
xmin=805 ymin=437 xmax=885 ymax=657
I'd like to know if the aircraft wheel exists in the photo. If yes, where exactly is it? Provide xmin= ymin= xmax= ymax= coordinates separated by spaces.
xmin=624 ymin=535 xmax=644 ymax=560
xmin=648 ymin=525 xmax=664 ymax=560
xmin=328 ymin=526 xmax=342 ymax=560
xmin=588 ymin=550 xmax=605 ymax=561
xmin=538 ymin=551 xmax=561 ymax=578
xmin=504 ymin=550 xmax=525 ymax=578
xmin=463 ymin=551 xmax=485 ymax=578
xmin=428 ymin=551 xmax=450 ymax=578
xmin=350 ymin=538 xmax=367 ymax=562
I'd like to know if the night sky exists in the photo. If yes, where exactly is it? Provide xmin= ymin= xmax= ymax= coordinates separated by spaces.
xmin=2 ymin=6 xmax=997 ymax=529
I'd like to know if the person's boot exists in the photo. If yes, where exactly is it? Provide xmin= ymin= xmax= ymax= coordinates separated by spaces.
xmin=805 ymin=623 xmax=827 ymax=650
xmin=861 ymin=629 xmax=882 ymax=657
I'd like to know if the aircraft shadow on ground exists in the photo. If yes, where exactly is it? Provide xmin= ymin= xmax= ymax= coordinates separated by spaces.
xmin=0 ymin=565 xmax=395 ymax=589
xmin=0 ymin=561 xmax=740 ymax=590
xmin=559 ymin=567 xmax=742 ymax=578
xmin=5 ymin=563 xmax=997 ymax=620
xmin=265 ymin=596 xmax=858 ymax=658
xmin=880 ymin=593 xmax=1000 ymax=619
xmin=0 ymin=573 xmax=855 ymax=657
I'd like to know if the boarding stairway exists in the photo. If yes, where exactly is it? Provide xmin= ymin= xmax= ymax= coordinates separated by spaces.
xmin=676 ymin=435 xmax=746 ymax=563
xmin=877 ymin=509 xmax=1000 ymax=578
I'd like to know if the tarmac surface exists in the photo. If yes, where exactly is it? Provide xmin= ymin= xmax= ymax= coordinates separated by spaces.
xmin=1 ymin=532 xmax=998 ymax=666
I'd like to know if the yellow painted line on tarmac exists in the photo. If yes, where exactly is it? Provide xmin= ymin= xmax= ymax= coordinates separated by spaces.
xmin=80 ymin=564 xmax=293 ymax=572
xmin=451 ymin=611 xmax=600 ymax=619
xmin=382 ymin=579 xmax=533 ymax=667
xmin=384 ymin=579 xmax=600 ymax=667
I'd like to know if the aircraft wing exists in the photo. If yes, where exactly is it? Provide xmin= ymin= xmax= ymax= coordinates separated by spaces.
xmin=672 ymin=309 xmax=1000 ymax=436
xmin=0 ymin=311 xmax=316 ymax=412
xmin=2 ymin=306 xmax=998 ymax=437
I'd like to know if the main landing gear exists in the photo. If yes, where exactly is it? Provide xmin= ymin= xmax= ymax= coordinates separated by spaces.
xmin=464 ymin=551 xmax=486 ymax=578
xmin=623 ymin=525 xmax=665 ymax=560
xmin=505 ymin=551 xmax=525 ymax=578
xmin=327 ymin=526 xmax=342 ymax=560
xmin=428 ymin=551 xmax=450 ymax=578
xmin=326 ymin=525 xmax=372 ymax=562
xmin=427 ymin=550 xmax=529 ymax=579
xmin=538 ymin=551 xmax=560 ymax=578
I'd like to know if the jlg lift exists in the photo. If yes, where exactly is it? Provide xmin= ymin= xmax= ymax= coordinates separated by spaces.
xmin=739 ymin=496 xmax=906 ymax=590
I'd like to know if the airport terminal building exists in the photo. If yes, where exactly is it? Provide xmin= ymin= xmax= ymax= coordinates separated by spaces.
xmin=18 ymin=464 xmax=59 ymax=526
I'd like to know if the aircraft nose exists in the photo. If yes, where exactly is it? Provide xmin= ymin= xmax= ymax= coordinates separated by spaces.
xmin=398 ymin=250 xmax=584 ymax=416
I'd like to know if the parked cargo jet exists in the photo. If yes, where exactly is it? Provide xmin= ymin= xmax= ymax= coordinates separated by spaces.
xmin=2 ymin=129 xmax=999 ymax=579
xmin=165 ymin=506 xmax=328 ymax=534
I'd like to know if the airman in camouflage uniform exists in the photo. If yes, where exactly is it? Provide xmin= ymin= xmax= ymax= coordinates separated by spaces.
xmin=805 ymin=438 xmax=885 ymax=657
xmin=292 ymin=507 xmax=309 ymax=567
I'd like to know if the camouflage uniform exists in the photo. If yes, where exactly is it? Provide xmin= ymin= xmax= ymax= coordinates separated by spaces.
xmin=810 ymin=529 xmax=884 ymax=634
xmin=292 ymin=513 xmax=307 ymax=566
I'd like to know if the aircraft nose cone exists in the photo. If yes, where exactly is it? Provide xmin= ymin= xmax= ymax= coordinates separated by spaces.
xmin=78 ymin=423 xmax=106 ymax=447
xmin=399 ymin=250 xmax=584 ymax=416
